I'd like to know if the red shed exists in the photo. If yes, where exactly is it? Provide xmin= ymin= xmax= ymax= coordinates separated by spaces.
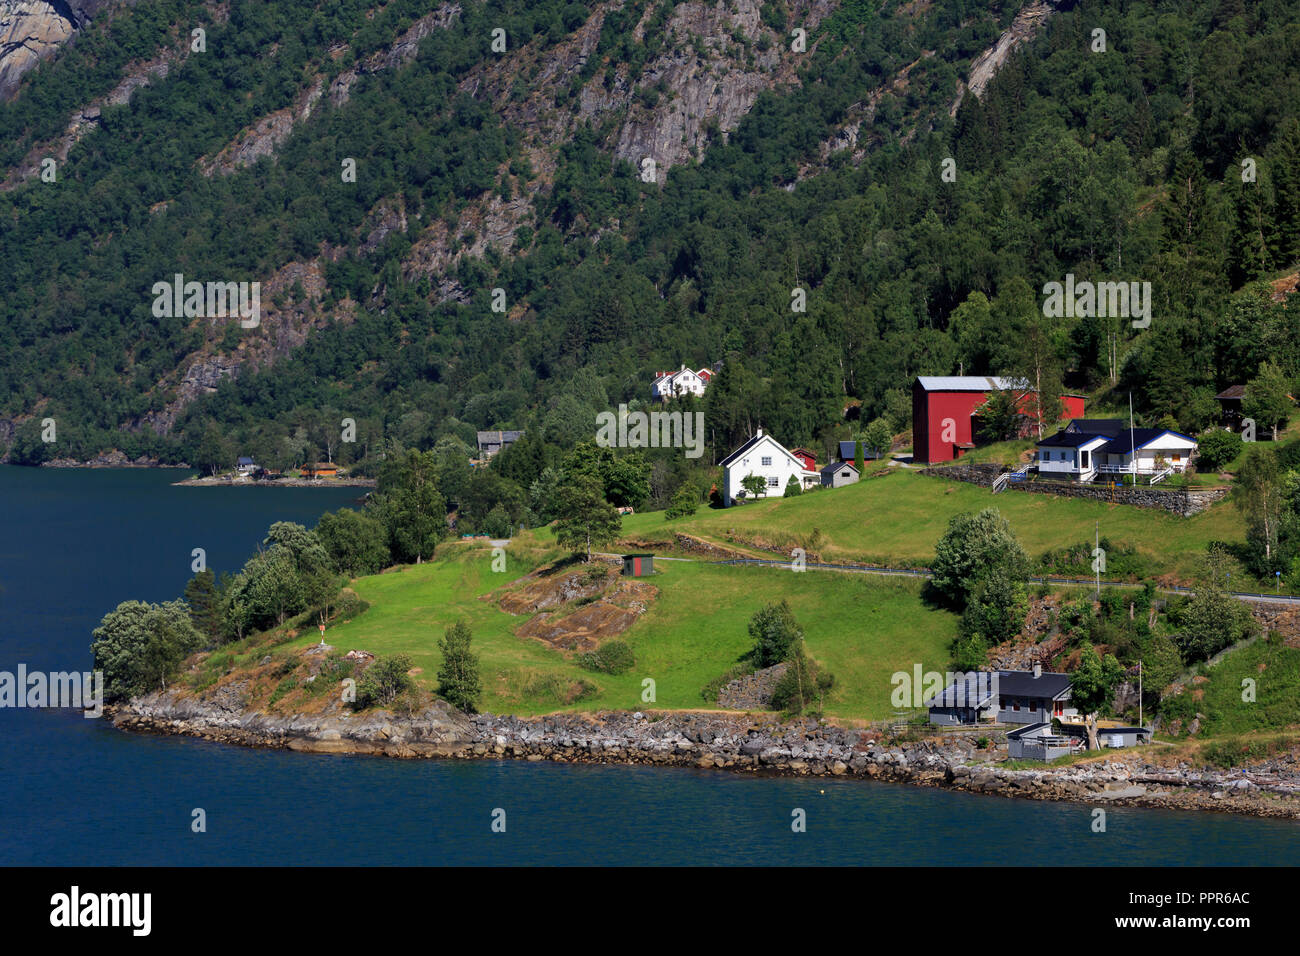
xmin=912 ymin=377 xmax=1085 ymax=464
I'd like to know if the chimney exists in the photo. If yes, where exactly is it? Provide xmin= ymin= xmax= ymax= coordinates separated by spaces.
xmin=756 ymin=427 xmax=763 ymax=437
xmin=1032 ymin=662 xmax=1042 ymax=679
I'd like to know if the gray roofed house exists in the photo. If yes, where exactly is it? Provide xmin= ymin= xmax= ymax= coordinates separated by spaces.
xmin=476 ymin=430 xmax=524 ymax=459
xmin=926 ymin=666 xmax=1076 ymax=726
xmin=820 ymin=460 xmax=860 ymax=488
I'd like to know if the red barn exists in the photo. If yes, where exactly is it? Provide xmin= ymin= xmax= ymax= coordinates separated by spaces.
xmin=912 ymin=376 xmax=1085 ymax=464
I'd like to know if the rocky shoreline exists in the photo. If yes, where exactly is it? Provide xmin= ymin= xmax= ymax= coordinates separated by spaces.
xmin=172 ymin=476 xmax=377 ymax=488
xmin=109 ymin=693 xmax=1300 ymax=820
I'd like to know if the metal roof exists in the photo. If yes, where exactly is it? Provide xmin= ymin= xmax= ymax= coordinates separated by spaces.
xmin=916 ymin=375 xmax=1031 ymax=392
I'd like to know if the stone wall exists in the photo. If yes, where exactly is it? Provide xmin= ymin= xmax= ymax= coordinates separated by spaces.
xmin=1005 ymin=480 xmax=1228 ymax=516
xmin=921 ymin=464 xmax=1229 ymax=517
xmin=918 ymin=463 xmax=1004 ymax=487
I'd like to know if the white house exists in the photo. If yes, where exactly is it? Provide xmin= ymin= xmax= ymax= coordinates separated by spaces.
xmin=1035 ymin=420 xmax=1198 ymax=482
xmin=720 ymin=429 xmax=819 ymax=506
xmin=652 ymin=364 xmax=713 ymax=401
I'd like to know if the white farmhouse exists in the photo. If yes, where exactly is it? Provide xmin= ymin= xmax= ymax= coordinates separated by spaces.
xmin=651 ymin=364 xmax=713 ymax=401
xmin=720 ymin=429 xmax=819 ymax=506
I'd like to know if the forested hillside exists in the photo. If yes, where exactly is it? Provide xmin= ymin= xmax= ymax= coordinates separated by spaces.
xmin=4 ymin=0 xmax=1300 ymax=526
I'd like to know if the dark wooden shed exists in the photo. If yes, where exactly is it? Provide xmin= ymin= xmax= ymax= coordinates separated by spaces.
xmin=621 ymin=553 xmax=654 ymax=577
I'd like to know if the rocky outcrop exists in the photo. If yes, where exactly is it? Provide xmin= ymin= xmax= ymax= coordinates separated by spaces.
xmin=113 ymin=689 xmax=474 ymax=756
xmin=127 ymin=258 xmax=340 ymax=435
xmin=198 ymin=4 xmax=463 ymax=177
xmin=0 ymin=0 xmax=113 ymax=101
xmin=950 ymin=0 xmax=1058 ymax=116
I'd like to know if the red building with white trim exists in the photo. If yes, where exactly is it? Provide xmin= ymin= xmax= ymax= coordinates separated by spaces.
xmin=911 ymin=376 xmax=1085 ymax=464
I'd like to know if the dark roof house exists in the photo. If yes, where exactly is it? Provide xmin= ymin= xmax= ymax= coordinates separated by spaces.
xmin=837 ymin=441 xmax=882 ymax=462
xmin=476 ymin=430 xmax=524 ymax=458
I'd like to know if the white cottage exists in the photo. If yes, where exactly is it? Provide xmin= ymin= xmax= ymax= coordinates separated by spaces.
xmin=720 ymin=429 xmax=819 ymax=506
xmin=1035 ymin=420 xmax=1197 ymax=481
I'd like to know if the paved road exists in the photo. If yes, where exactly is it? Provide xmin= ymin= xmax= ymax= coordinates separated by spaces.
xmin=596 ymin=551 xmax=1300 ymax=606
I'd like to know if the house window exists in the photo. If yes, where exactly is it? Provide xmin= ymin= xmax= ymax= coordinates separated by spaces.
xmin=1012 ymin=700 xmax=1021 ymax=711
xmin=1172 ymin=454 xmax=1181 ymax=462
xmin=761 ymin=456 xmax=772 ymax=466
xmin=1028 ymin=700 xmax=1037 ymax=712
xmin=767 ymin=477 xmax=779 ymax=488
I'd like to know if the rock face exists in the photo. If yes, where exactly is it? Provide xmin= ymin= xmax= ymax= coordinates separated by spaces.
xmin=0 ymin=0 xmax=112 ymax=100
xmin=950 ymin=0 xmax=1059 ymax=116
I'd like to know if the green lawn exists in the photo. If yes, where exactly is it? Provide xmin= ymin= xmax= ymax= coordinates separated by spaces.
xmin=611 ymin=468 xmax=1244 ymax=582
xmin=283 ymin=541 xmax=958 ymax=721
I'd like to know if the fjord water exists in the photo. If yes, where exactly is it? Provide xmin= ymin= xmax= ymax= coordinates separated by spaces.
xmin=2 ymin=466 xmax=1299 ymax=866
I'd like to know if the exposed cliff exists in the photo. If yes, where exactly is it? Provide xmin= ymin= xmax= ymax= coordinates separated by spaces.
xmin=0 ymin=0 xmax=114 ymax=100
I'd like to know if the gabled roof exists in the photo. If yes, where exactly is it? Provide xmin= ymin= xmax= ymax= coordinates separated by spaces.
xmin=924 ymin=669 xmax=1072 ymax=708
xmin=1036 ymin=430 xmax=1109 ymax=449
xmin=820 ymin=460 xmax=859 ymax=478
xmin=1063 ymin=418 xmax=1127 ymax=436
xmin=924 ymin=672 xmax=998 ymax=709
xmin=1216 ymin=385 xmax=1247 ymax=400
xmin=789 ymin=446 xmax=818 ymax=461
xmin=720 ymin=431 xmax=803 ymax=470
xmin=1099 ymin=428 xmax=1196 ymax=455
xmin=915 ymin=375 xmax=1030 ymax=393
xmin=476 ymin=430 xmax=523 ymax=444
xmin=237 ymin=456 xmax=255 ymax=465
xmin=996 ymin=670 xmax=1072 ymax=699
xmin=838 ymin=441 xmax=881 ymax=461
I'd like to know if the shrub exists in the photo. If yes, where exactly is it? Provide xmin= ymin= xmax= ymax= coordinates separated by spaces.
xmin=579 ymin=639 xmax=635 ymax=675
xmin=769 ymin=645 xmax=834 ymax=715
xmin=747 ymin=600 xmax=804 ymax=667
xmin=355 ymin=654 xmax=414 ymax=709
xmin=1196 ymin=429 xmax=1242 ymax=472
xmin=665 ymin=483 xmax=699 ymax=519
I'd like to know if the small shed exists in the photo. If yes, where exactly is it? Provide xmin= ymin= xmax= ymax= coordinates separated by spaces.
xmin=621 ymin=553 xmax=654 ymax=577
xmin=820 ymin=460 xmax=860 ymax=488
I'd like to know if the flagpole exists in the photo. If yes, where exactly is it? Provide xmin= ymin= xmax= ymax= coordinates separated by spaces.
xmin=1129 ymin=392 xmax=1136 ymax=484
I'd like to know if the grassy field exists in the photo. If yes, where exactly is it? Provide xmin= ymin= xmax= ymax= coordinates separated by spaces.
xmin=604 ymin=468 xmax=1245 ymax=584
xmin=277 ymin=541 xmax=958 ymax=721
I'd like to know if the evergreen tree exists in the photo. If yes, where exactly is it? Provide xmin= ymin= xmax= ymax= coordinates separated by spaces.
xmin=436 ymin=621 xmax=482 ymax=713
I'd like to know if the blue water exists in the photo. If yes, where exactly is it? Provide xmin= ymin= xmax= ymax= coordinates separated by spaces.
xmin=2 ymin=466 xmax=1299 ymax=866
